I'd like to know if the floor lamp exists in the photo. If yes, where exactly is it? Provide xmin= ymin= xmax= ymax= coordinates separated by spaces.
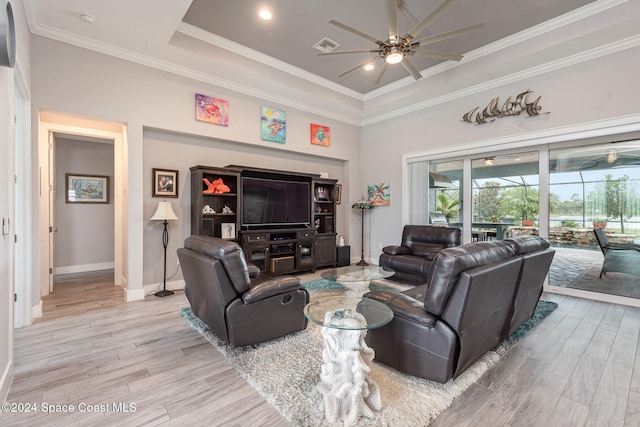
xmin=352 ymin=198 xmax=373 ymax=266
xmin=150 ymin=201 xmax=179 ymax=297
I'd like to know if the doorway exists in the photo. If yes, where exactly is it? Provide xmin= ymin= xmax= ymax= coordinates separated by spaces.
xmin=37 ymin=112 xmax=126 ymax=317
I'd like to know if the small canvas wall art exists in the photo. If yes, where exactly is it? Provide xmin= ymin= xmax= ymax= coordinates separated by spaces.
xmin=261 ymin=106 xmax=287 ymax=143
xmin=195 ymin=93 xmax=229 ymax=126
xmin=368 ymin=182 xmax=390 ymax=206
xmin=310 ymin=124 xmax=330 ymax=146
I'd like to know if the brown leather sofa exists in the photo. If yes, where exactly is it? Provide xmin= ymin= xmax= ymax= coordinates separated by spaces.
xmin=379 ymin=225 xmax=462 ymax=285
xmin=177 ymin=235 xmax=309 ymax=347
xmin=364 ymin=236 xmax=554 ymax=383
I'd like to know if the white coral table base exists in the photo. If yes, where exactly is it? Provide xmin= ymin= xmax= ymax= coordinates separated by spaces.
xmin=316 ymin=311 xmax=382 ymax=426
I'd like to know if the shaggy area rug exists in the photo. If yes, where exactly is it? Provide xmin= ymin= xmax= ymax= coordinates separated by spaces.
xmin=180 ymin=281 xmax=557 ymax=426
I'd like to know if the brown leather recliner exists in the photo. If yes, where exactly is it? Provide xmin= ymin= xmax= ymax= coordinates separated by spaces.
xmin=379 ymin=225 xmax=461 ymax=285
xmin=502 ymin=236 xmax=555 ymax=339
xmin=365 ymin=236 xmax=554 ymax=383
xmin=365 ymin=240 xmax=523 ymax=383
xmin=177 ymin=235 xmax=309 ymax=347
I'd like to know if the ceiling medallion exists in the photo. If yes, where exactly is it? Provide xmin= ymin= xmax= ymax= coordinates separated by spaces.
xmin=462 ymin=90 xmax=549 ymax=125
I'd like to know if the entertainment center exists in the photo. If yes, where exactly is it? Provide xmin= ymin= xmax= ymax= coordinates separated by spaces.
xmin=190 ymin=165 xmax=338 ymax=274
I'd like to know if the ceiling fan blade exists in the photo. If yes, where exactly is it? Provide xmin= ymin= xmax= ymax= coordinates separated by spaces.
xmin=374 ymin=62 xmax=388 ymax=85
xmin=411 ymin=49 xmax=463 ymax=61
xmin=318 ymin=49 xmax=380 ymax=56
xmin=412 ymin=23 xmax=485 ymax=47
xmin=386 ymin=0 xmax=398 ymax=38
xmin=329 ymin=19 xmax=384 ymax=46
xmin=401 ymin=58 xmax=422 ymax=81
xmin=337 ymin=56 xmax=380 ymax=77
xmin=405 ymin=0 xmax=458 ymax=41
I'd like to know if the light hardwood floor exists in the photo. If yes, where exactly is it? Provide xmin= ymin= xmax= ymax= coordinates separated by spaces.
xmin=2 ymin=270 xmax=639 ymax=426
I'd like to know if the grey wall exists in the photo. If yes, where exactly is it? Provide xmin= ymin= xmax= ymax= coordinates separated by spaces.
xmin=31 ymin=36 xmax=361 ymax=294
xmin=142 ymin=129 xmax=348 ymax=287
xmin=54 ymin=137 xmax=115 ymax=272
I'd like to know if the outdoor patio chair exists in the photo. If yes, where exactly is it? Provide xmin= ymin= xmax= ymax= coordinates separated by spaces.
xmin=593 ymin=228 xmax=640 ymax=278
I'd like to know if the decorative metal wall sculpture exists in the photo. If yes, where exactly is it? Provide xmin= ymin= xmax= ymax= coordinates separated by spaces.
xmin=462 ymin=90 xmax=548 ymax=125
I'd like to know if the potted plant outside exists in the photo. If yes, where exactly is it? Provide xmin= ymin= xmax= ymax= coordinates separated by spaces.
xmin=436 ymin=193 xmax=460 ymax=223
xmin=592 ymin=218 xmax=607 ymax=229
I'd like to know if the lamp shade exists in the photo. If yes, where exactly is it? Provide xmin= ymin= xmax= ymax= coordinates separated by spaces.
xmin=150 ymin=201 xmax=178 ymax=221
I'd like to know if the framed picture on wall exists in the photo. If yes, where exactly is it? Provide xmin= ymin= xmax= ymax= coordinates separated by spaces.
xmin=335 ymin=184 xmax=342 ymax=204
xmin=153 ymin=168 xmax=179 ymax=198
xmin=65 ymin=174 xmax=109 ymax=204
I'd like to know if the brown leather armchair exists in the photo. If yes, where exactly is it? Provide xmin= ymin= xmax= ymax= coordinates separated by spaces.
xmin=178 ymin=235 xmax=309 ymax=347
xmin=379 ymin=225 xmax=461 ymax=285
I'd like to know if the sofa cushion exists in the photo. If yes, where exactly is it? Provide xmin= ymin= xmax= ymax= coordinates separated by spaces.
xmin=380 ymin=254 xmax=432 ymax=277
xmin=425 ymin=240 xmax=516 ymax=315
xmin=410 ymin=242 xmax=445 ymax=259
xmin=184 ymin=235 xmax=251 ymax=294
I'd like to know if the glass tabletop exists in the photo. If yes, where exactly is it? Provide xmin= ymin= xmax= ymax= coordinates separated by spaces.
xmin=304 ymin=296 xmax=394 ymax=330
xmin=320 ymin=265 xmax=395 ymax=282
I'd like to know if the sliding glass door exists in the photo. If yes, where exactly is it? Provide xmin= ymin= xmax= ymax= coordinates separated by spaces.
xmin=471 ymin=152 xmax=539 ymax=240
xmin=549 ymin=141 xmax=640 ymax=298
xmin=407 ymin=138 xmax=640 ymax=301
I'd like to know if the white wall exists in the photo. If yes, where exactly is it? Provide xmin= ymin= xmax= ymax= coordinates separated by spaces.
xmin=1 ymin=0 xmax=31 ymax=404
xmin=54 ymin=137 xmax=115 ymax=273
xmin=31 ymin=36 xmax=361 ymax=297
xmin=360 ymin=4 xmax=640 ymax=263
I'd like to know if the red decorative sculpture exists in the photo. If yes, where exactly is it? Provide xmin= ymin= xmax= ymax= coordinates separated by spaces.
xmin=203 ymin=178 xmax=230 ymax=194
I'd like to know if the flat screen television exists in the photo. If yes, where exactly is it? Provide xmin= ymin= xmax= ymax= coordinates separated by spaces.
xmin=242 ymin=177 xmax=310 ymax=226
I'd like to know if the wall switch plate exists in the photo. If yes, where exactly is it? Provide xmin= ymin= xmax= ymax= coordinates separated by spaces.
xmin=2 ymin=218 xmax=9 ymax=235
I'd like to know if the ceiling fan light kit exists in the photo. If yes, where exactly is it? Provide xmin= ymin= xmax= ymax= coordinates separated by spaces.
xmin=320 ymin=0 xmax=484 ymax=84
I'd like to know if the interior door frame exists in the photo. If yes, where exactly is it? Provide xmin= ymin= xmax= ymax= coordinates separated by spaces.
xmin=38 ymin=113 xmax=126 ymax=305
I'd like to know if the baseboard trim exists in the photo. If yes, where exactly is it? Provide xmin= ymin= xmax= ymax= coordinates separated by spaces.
xmin=32 ymin=300 xmax=43 ymax=319
xmin=124 ymin=287 xmax=145 ymax=302
xmin=55 ymin=262 xmax=115 ymax=275
xmin=0 ymin=359 xmax=13 ymax=403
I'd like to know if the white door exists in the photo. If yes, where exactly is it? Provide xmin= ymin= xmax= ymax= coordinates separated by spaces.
xmin=48 ymin=132 xmax=56 ymax=293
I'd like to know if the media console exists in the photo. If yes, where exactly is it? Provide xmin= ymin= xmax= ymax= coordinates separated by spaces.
xmin=242 ymin=228 xmax=316 ymax=274
xmin=190 ymin=165 xmax=338 ymax=275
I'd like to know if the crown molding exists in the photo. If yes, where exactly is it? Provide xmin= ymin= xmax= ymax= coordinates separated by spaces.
xmin=23 ymin=0 xmax=629 ymax=128
xmin=176 ymin=22 xmax=364 ymax=101
xmin=26 ymin=17 xmax=363 ymax=126
xmin=362 ymin=34 xmax=640 ymax=127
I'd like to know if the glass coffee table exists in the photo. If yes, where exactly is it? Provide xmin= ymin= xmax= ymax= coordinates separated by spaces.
xmin=304 ymin=296 xmax=394 ymax=424
xmin=320 ymin=265 xmax=395 ymax=296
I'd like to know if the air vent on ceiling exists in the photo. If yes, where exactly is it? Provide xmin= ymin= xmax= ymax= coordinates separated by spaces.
xmin=313 ymin=37 xmax=340 ymax=53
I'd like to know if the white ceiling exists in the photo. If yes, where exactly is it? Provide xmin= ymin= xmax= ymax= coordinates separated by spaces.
xmin=25 ymin=0 xmax=603 ymax=96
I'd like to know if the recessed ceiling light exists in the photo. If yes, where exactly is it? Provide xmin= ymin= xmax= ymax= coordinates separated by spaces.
xmin=80 ymin=13 xmax=96 ymax=24
xmin=259 ymin=9 xmax=272 ymax=20
xmin=364 ymin=63 xmax=375 ymax=71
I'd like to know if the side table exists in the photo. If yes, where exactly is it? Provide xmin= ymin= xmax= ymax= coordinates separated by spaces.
xmin=304 ymin=296 xmax=393 ymax=425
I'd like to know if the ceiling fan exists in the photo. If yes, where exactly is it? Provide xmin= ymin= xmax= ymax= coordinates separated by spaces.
xmin=319 ymin=0 xmax=484 ymax=84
